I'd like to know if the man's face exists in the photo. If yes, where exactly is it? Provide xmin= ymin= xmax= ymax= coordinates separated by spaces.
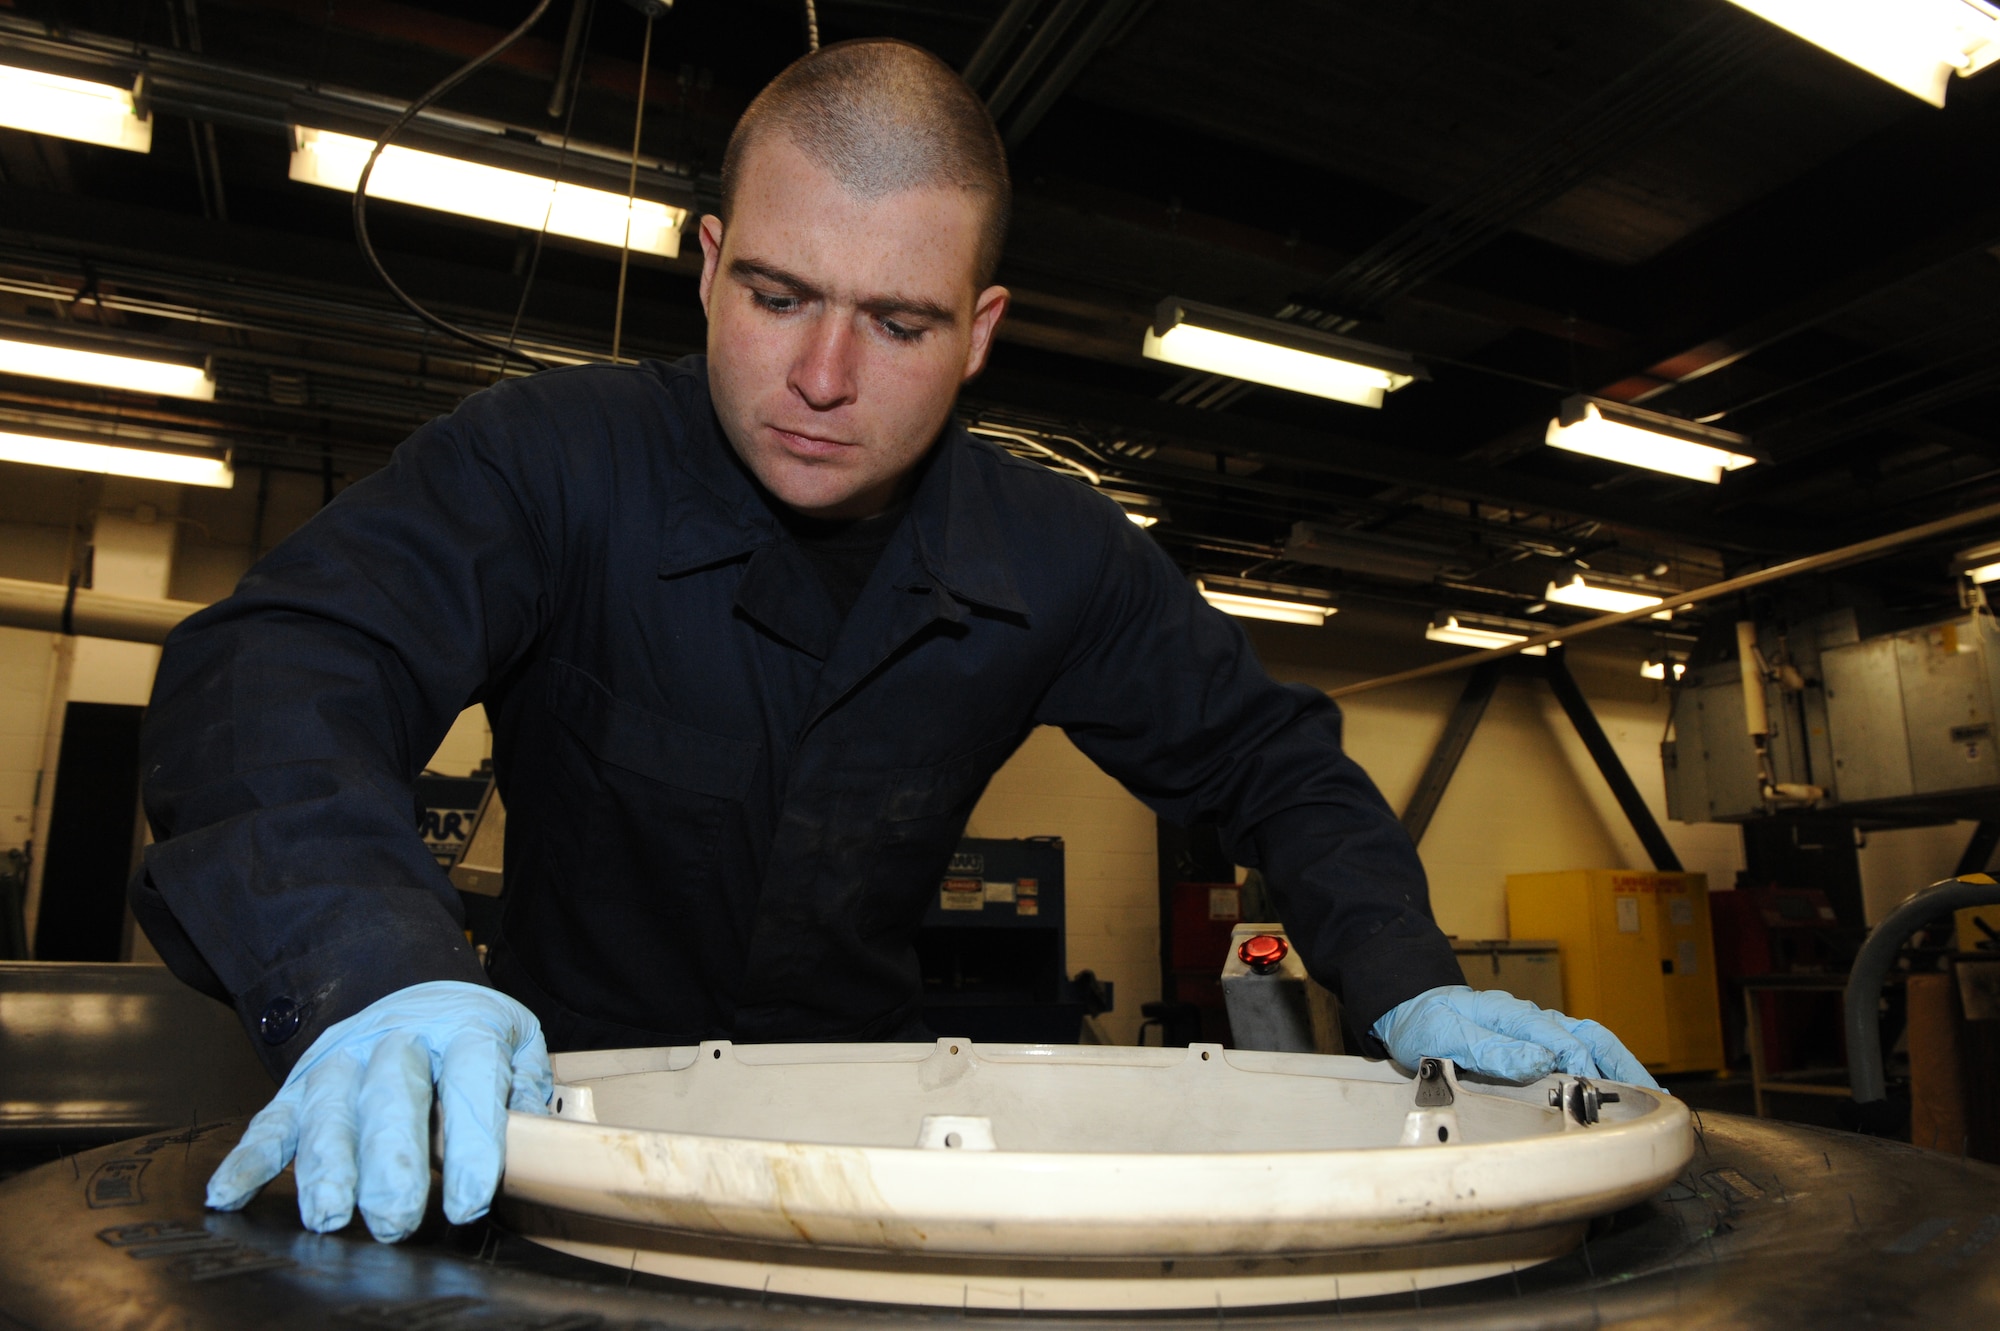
xmin=698 ymin=136 xmax=1009 ymax=520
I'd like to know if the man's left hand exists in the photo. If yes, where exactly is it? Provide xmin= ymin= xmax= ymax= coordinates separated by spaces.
xmin=1370 ymin=985 xmax=1663 ymax=1090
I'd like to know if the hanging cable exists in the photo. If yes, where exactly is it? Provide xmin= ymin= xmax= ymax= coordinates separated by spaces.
xmin=609 ymin=10 xmax=655 ymax=365
xmin=353 ymin=0 xmax=559 ymax=374
xmin=804 ymin=0 xmax=820 ymax=51
xmin=507 ymin=0 xmax=596 ymax=363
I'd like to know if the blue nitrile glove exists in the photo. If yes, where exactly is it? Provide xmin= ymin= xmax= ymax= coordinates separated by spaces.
xmin=206 ymin=980 xmax=552 ymax=1242
xmin=1370 ymin=985 xmax=1663 ymax=1090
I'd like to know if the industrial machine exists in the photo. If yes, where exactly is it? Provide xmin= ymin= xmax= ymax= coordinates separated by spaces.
xmin=1664 ymin=608 xmax=2000 ymax=828
xmin=917 ymin=837 xmax=1099 ymax=1043
xmin=1218 ymin=923 xmax=1343 ymax=1053
xmin=1220 ymin=927 xmax=1563 ymax=1055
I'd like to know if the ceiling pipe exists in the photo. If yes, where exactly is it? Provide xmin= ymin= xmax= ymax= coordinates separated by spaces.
xmin=1329 ymin=497 xmax=2000 ymax=699
xmin=0 ymin=575 xmax=206 ymax=645
xmin=962 ymin=0 xmax=1045 ymax=92
xmin=984 ymin=0 xmax=1092 ymax=121
xmin=1001 ymin=0 xmax=1146 ymax=148
xmin=1291 ymin=9 xmax=1776 ymax=323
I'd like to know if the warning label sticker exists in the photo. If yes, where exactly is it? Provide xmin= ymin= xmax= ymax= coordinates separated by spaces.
xmin=940 ymin=877 xmax=984 ymax=911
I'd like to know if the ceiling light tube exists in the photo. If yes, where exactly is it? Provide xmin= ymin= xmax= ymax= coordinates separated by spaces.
xmin=0 ymin=336 xmax=213 ymax=400
xmin=1724 ymin=0 xmax=1999 ymax=107
xmin=1195 ymin=576 xmax=1338 ymax=626
xmin=0 ymin=63 xmax=152 ymax=152
xmin=1546 ymin=573 xmax=1668 ymax=614
xmin=1545 ymin=395 xmax=1760 ymax=484
xmin=290 ymin=127 xmax=687 ymax=258
xmin=1144 ymin=298 xmax=1426 ymax=409
xmin=1102 ymin=488 xmax=1167 ymax=528
xmin=1954 ymin=540 xmax=2000 ymax=585
xmin=0 ymin=430 xmax=233 ymax=487
xmin=1424 ymin=611 xmax=1552 ymax=656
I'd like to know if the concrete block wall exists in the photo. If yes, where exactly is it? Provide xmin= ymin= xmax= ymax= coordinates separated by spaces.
xmin=963 ymin=726 xmax=1159 ymax=1046
xmin=960 ymin=602 xmax=1757 ymax=1045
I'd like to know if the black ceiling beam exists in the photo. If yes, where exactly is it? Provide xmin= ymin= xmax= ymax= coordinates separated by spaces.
xmin=967 ymin=366 xmax=1798 ymax=553
xmin=997 ymin=0 xmax=1148 ymax=148
xmin=1293 ymin=7 xmax=1776 ymax=323
xmin=1585 ymin=75 xmax=2000 ymax=409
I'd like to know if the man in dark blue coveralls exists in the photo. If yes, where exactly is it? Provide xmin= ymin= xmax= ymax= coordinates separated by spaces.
xmin=134 ymin=39 xmax=1657 ymax=1244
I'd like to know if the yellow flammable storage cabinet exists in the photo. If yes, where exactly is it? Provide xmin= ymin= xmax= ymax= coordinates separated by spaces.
xmin=1506 ymin=870 xmax=1725 ymax=1075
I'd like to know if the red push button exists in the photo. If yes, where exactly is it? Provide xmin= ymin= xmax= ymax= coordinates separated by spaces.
xmin=1237 ymin=933 xmax=1288 ymax=974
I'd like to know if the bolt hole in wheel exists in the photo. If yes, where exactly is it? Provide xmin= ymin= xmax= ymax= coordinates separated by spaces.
xmin=501 ymin=1040 xmax=1691 ymax=1311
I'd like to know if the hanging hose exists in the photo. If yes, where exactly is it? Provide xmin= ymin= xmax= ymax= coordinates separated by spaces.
xmin=353 ymin=0 xmax=560 ymax=374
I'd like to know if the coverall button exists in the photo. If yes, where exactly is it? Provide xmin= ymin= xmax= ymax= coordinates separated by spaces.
xmin=258 ymin=997 xmax=302 ymax=1045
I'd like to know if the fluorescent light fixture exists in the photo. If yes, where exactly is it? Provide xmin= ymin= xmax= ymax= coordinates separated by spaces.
xmin=1425 ymin=610 xmax=1552 ymax=656
xmin=1953 ymin=541 xmax=2000 ymax=584
xmin=1103 ymin=488 xmax=1167 ymax=528
xmin=0 ymin=430 xmax=232 ymax=487
xmin=1546 ymin=573 xmax=1667 ymax=614
xmin=1546 ymin=395 xmax=1760 ymax=485
xmin=0 ymin=64 xmax=151 ymax=152
xmin=0 ymin=336 xmax=213 ymax=400
xmin=290 ymin=127 xmax=686 ymax=257
xmin=1195 ymin=576 xmax=1337 ymax=626
xmin=1143 ymin=298 xmax=1425 ymax=409
xmin=1642 ymin=638 xmax=1694 ymax=681
xmin=1725 ymin=0 xmax=1999 ymax=107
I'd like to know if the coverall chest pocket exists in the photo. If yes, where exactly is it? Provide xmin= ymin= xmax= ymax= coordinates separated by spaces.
xmin=857 ymin=737 xmax=1015 ymax=937
xmin=545 ymin=659 xmax=760 ymax=896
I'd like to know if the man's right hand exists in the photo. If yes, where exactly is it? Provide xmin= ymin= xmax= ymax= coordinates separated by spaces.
xmin=206 ymin=980 xmax=552 ymax=1241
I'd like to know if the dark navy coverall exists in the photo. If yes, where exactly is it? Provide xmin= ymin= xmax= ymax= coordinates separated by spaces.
xmin=132 ymin=356 xmax=1463 ymax=1079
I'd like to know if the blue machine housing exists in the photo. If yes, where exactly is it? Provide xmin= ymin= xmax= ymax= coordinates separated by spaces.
xmin=917 ymin=836 xmax=1098 ymax=1043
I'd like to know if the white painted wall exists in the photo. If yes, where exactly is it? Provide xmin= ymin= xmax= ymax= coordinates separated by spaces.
xmin=428 ymin=706 xmax=494 ymax=776
xmin=68 ymin=499 xmax=180 ymax=706
xmin=0 ymin=628 xmax=61 ymax=853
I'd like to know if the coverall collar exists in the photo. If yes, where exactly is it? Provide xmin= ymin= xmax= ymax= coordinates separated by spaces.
xmin=654 ymin=362 xmax=1030 ymax=623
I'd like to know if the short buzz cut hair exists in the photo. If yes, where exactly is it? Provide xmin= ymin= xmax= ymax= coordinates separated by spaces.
xmin=719 ymin=39 xmax=1012 ymax=289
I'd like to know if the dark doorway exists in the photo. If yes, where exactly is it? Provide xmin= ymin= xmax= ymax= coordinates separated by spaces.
xmin=32 ymin=702 xmax=146 ymax=961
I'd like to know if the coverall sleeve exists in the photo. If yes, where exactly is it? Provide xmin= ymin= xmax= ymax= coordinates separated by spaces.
xmin=133 ymin=374 xmax=577 ymax=1078
xmin=1033 ymin=498 xmax=1464 ymax=1044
